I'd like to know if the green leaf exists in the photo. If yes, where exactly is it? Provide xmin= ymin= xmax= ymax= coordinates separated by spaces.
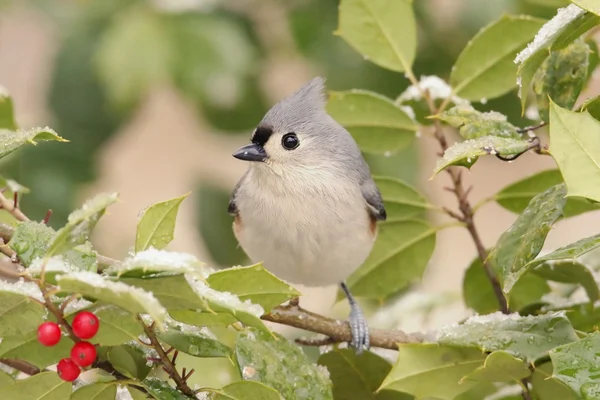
xmin=326 ymin=90 xmax=417 ymax=155
xmin=56 ymin=271 xmax=167 ymax=328
xmin=579 ymin=95 xmax=600 ymax=120
xmin=206 ymin=264 xmax=300 ymax=312
xmin=0 ymin=371 xmax=13 ymax=387
xmin=378 ymin=344 xmax=484 ymax=400
xmin=104 ymin=249 xmax=206 ymax=279
xmin=46 ymin=192 xmax=119 ymax=257
xmin=0 ymin=86 xmax=17 ymax=130
xmin=336 ymin=0 xmax=416 ymax=73
xmin=157 ymin=323 xmax=231 ymax=358
xmin=495 ymin=169 xmax=598 ymax=217
xmin=526 ymin=232 xmax=600 ymax=268
xmin=531 ymin=362 xmax=577 ymax=400
xmin=437 ymin=312 xmax=578 ymax=362
xmin=343 ymin=220 xmax=436 ymax=300
xmin=549 ymin=100 xmax=600 ymax=203
xmin=0 ymin=372 xmax=71 ymax=399
xmin=169 ymin=309 xmax=237 ymax=327
xmin=571 ymin=0 xmax=600 ymax=15
xmin=489 ymin=184 xmax=566 ymax=294
xmin=463 ymin=255 xmax=550 ymax=314
xmin=432 ymin=136 xmax=534 ymax=177
xmin=533 ymin=261 xmax=599 ymax=302
xmin=432 ymin=105 xmax=522 ymax=139
xmin=461 ymin=351 xmax=531 ymax=384
xmin=107 ymin=345 xmax=151 ymax=380
xmin=8 ymin=221 xmax=54 ymax=266
xmin=142 ymin=378 xmax=190 ymax=400
xmin=62 ymin=242 xmax=98 ymax=273
xmin=0 ymin=330 xmax=72 ymax=369
xmin=550 ymin=332 xmax=600 ymax=398
xmin=372 ymin=176 xmax=429 ymax=220
xmin=211 ymin=381 xmax=283 ymax=400
xmin=0 ymin=281 xmax=45 ymax=336
xmin=71 ymin=383 xmax=117 ymax=400
xmin=317 ymin=349 xmax=411 ymax=400
xmin=235 ymin=327 xmax=333 ymax=400
xmin=450 ymin=15 xmax=545 ymax=101
xmin=0 ymin=127 xmax=68 ymax=161
xmin=533 ymin=39 xmax=590 ymax=121
xmin=135 ymin=193 xmax=189 ymax=252
xmin=65 ymin=303 xmax=144 ymax=346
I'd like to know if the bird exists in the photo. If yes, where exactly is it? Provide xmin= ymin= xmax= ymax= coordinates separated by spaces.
xmin=228 ymin=77 xmax=386 ymax=353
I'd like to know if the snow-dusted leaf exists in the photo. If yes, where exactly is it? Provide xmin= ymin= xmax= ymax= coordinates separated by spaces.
xmin=210 ymin=381 xmax=283 ymax=400
xmin=235 ymin=327 xmax=333 ymax=400
xmin=0 ymin=280 xmax=45 ymax=336
xmin=343 ymin=220 xmax=436 ymax=300
xmin=71 ymin=383 xmax=117 ymax=400
xmin=326 ymin=90 xmax=417 ymax=155
xmin=104 ymin=249 xmax=206 ymax=278
xmin=47 ymin=192 xmax=119 ymax=257
xmin=0 ymin=372 xmax=71 ymax=400
xmin=431 ymin=105 xmax=522 ymax=139
xmin=495 ymin=169 xmax=598 ymax=217
xmin=56 ymin=272 xmax=167 ymax=328
xmin=62 ymin=242 xmax=97 ymax=273
xmin=0 ymin=329 xmax=72 ymax=369
xmin=550 ymin=332 xmax=600 ymax=398
xmin=8 ymin=221 xmax=54 ymax=266
xmin=157 ymin=321 xmax=231 ymax=358
xmin=437 ymin=312 xmax=578 ymax=362
xmin=336 ymin=0 xmax=416 ymax=73
xmin=432 ymin=136 xmax=533 ymax=177
xmin=461 ymin=351 xmax=531 ymax=384
xmin=206 ymin=264 xmax=300 ymax=311
xmin=451 ymin=15 xmax=544 ymax=101
xmin=107 ymin=345 xmax=151 ymax=380
xmin=373 ymin=176 xmax=429 ymax=220
xmin=379 ymin=344 xmax=484 ymax=400
xmin=0 ymin=127 xmax=68 ymax=161
xmin=135 ymin=193 xmax=189 ymax=252
xmin=489 ymin=184 xmax=566 ymax=294
xmin=549 ymin=101 xmax=600 ymax=203
xmin=142 ymin=378 xmax=189 ymax=400
xmin=533 ymin=39 xmax=590 ymax=121
xmin=0 ymin=86 xmax=17 ymax=130
xmin=533 ymin=261 xmax=599 ymax=302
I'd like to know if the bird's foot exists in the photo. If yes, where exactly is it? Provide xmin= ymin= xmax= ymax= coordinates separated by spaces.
xmin=340 ymin=282 xmax=369 ymax=354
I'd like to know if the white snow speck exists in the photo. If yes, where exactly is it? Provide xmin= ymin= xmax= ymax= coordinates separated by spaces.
xmin=525 ymin=104 xmax=540 ymax=121
xmin=480 ymin=98 xmax=487 ymax=105
xmin=29 ymin=256 xmax=74 ymax=275
xmin=63 ymin=298 xmax=93 ymax=315
xmin=514 ymin=4 xmax=585 ymax=65
xmin=0 ymin=278 xmax=43 ymax=302
xmin=116 ymin=386 xmax=134 ymax=400
xmin=399 ymin=104 xmax=416 ymax=120
xmin=398 ymin=75 xmax=470 ymax=105
xmin=107 ymin=248 xmax=209 ymax=277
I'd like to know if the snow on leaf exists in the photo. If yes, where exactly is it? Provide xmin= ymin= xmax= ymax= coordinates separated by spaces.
xmin=104 ymin=248 xmax=208 ymax=278
xmin=431 ymin=105 xmax=522 ymax=140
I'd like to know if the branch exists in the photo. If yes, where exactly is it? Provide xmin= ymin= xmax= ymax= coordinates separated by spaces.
xmin=0 ymin=192 xmax=29 ymax=222
xmin=0 ymin=359 xmax=40 ymax=376
xmin=262 ymin=303 xmax=425 ymax=350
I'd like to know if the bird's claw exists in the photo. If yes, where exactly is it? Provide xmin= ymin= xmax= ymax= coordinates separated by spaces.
xmin=348 ymin=302 xmax=370 ymax=354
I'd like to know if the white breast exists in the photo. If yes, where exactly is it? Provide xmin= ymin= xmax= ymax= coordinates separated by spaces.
xmin=233 ymin=166 xmax=375 ymax=287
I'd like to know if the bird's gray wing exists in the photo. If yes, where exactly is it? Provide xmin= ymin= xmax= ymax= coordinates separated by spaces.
xmin=361 ymin=177 xmax=386 ymax=221
xmin=228 ymin=172 xmax=248 ymax=216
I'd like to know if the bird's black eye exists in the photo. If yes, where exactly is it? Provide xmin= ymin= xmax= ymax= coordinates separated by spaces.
xmin=281 ymin=133 xmax=299 ymax=150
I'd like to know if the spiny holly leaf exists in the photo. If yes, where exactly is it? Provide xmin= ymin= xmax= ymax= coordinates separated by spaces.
xmin=460 ymin=351 xmax=531 ymax=384
xmin=56 ymin=271 xmax=167 ymax=328
xmin=533 ymin=261 xmax=600 ymax=302
xmin=495 ymin=169 xmax=598 ymax=217
xmin=0 ymin=280 xmax=45 ymax=337
xmin=104 ymin=249 xmax=206 ymax=278
xmin=342 ymin=220 xmax=436 ymax=300
xmin=549 ymin=101 xmax=600 ymax=203
xmin=432 ymin=135 xmax=534 ymax=177
xmin=550 ymin=332 xmax=600 ymax=398
xmin=336 ymin=0 xmax=416 ymax=73
xmin=489 ymin=184 xmax=566 ymax=294
xmin=107 ymin=345 xmax=151 ymax=381
xmin=157 ymin=321 xmax=231 ymax=358
xmin=46 ymin=192 xmax=119 ymax=257
xmin=378 ymin=344 xmax=484 ymax=400
xmin=0 ymin=85 xmax=17 ymax=130
xmin=450 ymin=15 xmax=545 ymax=101
xmin=0 ymin=372 xmax=71 ymax=399
xmin=135 ymin=193 xmax=189 ymax=252
xmin=235 ymin=327 xmax=333 ymax=400
xmin=431 ymin=105 xmax=522 ymax=139
xmin=437 ymin=312 xmax=578 ymax=362
xmin=210 ymin=381 xmax=283 ymax=400
xmin=372 ymin=176 xmax=429 ymax=220
xmin=326 ymin=90 xmax=418 ymax=155
xmin=533 ymin=39 xmax=590 ymax=121
xmin=71 ymin=383 xmax=117 ymax=400
xmin=206 ymin=264 xmax=300 ymax=311
xmin=0 ymin=127 xmax=68 ymax=161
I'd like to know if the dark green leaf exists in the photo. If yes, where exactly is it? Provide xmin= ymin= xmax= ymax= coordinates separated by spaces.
xmin=579 ymin=95 xmax=600 ymax=120
xmin=107 ymin=345 xmax=151 ymax=380
xmin=71 ymin=383 xmax=117 ymax=400
xmin=489 ymin=184 xmax=566 ymax=294
xmin=495 ymin=169 xmax=598 ymax=217
xmin=8 ymin=221 xmax=54 ymax=266
xmin=461 ymin=351 xmax=531 ymax=383
xmin=437 ymin=312 xmax=578 ymax=362
xmin=211 ymin=381 xmax=283 ymax=400
xmin=0 ymin=282 xmax=45 ymax=336
xmin=157 ymin=323 xmax=231 ymax=358
xmin=373 ymin=176 xmax=429 ymax=220
xmin=533 ymin=261 xmax=599 ymax=302
xmin=326 ymin=90 xmax=417 ymax=155
xmin=142 ymin=378 xmax=191 ymax=400
xmin=0 ymin=87 xmax=17 ymax=130
xmin=0 ymin=127 xmax=67 ymax=161
xmin=0 ymin=330 xmax=72 ymax=369
xmin=550 ymin=332 xmax=600 ymax=398
xmin=135 ymin=193 xmax=189 ymax=252
xmin=0 ymin=372 xmax=71 ymax=399
xmin=235 ymin=327 xmax=333 ymax=400
xmin=206 ymin=264 xmax=300 ymax=312
xmin=432 ymin=105 xmax=522 ymax=139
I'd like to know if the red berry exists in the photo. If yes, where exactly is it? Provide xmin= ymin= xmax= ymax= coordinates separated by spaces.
xmin=72 ymin=311 xmax=99 ymax=339
xmin=70 ymin=341 xmax=97 ymax=367
xmin=57 ymin=358 xmax=80 ymax=381
xmin=37 ymin=322 xmax=61 ymax=346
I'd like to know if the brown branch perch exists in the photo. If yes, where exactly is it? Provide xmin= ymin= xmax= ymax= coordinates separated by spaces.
xmin=0 ymin=359 xmax=40 ymax=376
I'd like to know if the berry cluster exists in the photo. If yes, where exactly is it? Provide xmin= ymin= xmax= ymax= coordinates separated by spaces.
xmin=37 ymin=311 xmax=100 ymax=382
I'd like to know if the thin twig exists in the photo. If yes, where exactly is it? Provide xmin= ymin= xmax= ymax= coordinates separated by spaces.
xmin=0 ymin=192 xmax=29 ymax=222
xmin=516 ymin=121 xmax=546 ymax=133
xmin=0 ymin=359 xmax=40 ymax=376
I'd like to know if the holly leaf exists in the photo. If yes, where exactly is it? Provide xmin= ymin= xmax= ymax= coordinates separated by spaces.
xmin=104 ymin=249 xmax=205 ymax=279
xmin=157 ymin=322 xmax=231 ymax=358
xmin=211 ymin=381 xmax=283 ymax=400
xmin=142 ymin=378 xmax=190 ymax=400
xmin=135 ymin=193 xmax=189 ymax=252
xmin=373 ymin=176 xmax=429 ymax=220
xmin=461 ymin=351 xmax=531 ymax=384
xmin=107 ymin=345 xmax=151 ymax=381
xmin=431 ymin=105 xmax=522 ymax=139
xmin=0 ymin=372 xmax=71 ymax=399
xmin=0 ymin=281 xmax=45 ymax=336
xmin=71 ymin=383 xmax=117 ymax=400
xmin=533 ymin=261 xmax=599 ymax=302
xmin=0 ymin=329 xmax=72 ymax=369
xmin=550 ymin=332 xmax=600 ymax=398
xmin=0 ymin=127 xmax=68 ymax=161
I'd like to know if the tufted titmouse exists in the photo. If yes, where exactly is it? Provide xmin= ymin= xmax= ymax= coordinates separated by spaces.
xmin=228 ymin=77 xmax=386 ymax=353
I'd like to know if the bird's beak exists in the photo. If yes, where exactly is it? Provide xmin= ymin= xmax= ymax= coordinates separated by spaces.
xmin=232 ymin=143 xmax=268 ymax=162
